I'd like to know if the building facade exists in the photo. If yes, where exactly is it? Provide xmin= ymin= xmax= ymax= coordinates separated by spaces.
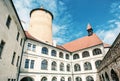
xmin=98 ymin=33 xmax=120 ymax=81
xmin=0 ymin=0 xmax=25 ymax=81
xmin=19 ymin=8 xmax=110 ymax=81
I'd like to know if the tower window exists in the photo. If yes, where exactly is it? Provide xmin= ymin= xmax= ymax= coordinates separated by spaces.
xmin=82 ymin=51 xmax=90 ymax=58
xmin=32 ymin=45 xmax=36 ymax=51
xmin=6 ymin=15 xmax=11 ymax=28
xmin=16 ymin=56 xmax=20 ymax=67
xmin=27 ymin=43 xmax=32 ymax=50
xmin=42 ymin=47 xmax=48 ymax=54
xmin=93 ymin=48 xmax=102 ymax=55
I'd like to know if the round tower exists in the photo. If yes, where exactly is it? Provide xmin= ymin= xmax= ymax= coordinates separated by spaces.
xmin=28 ymin=7 xmax=53 ymax=45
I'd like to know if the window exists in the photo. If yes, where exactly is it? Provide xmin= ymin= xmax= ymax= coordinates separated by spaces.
xmin=76 ymin=77 xmax=82 ymax=81
xmin=42 ymin=47 xmax=48 ymax=54
xmin=51 ymin=50 xmax=56 ymax=57
xmin=51 ymin=61 xmax=57 ymax=70
xmin=93 ymin=48 xmax=102 ymax=55
xmin=20 ymin=38 xmax=23 ymax=46
xmin=52 ymin=77 xmax=57 ymax=81
xmin=67 ymin=64 xmax=70 ymax=71
xmin=16 ymin=56 xmax=20 ymax=67
xmin=73 ymin=54 xmax=79 ymax=59
xmin=61 ymin=77 xmax=65 ymax=81
xmin=59 ymin=52 xmax=63 ymax=58
xmin=8 ymin=78 xmax=11 ymax=81
xmin=11 ymin=52 xmax=16 ymax=65
xmin=95 ymin=60 xmax=102 ymax=68
xmin=0 ymin=40 xmax=5 ymax=58
xmin=105 ymin=72 xmax=110 ymax=81
xmin=68 ymin=77 xmax=71 ymax=81
xmin=84 ymin=62 xmax=92 ymax=70
xmin=82 ymin=51 xmax=90 ymax=58
xmin=60 ymin=63 xmax=64 ymax=71
xmin=6 ymin=15 xmax=11 ymax=28
xmin=111 ymin=69 xmax=119 ymax=81
xmin=41 ymin=77 xmax=47 ymax=81
xmin=27 ymin=43 xmax=31 ymax=50
xmin=30 ymin=60 xmax=35 ymax=69
xmin=41 ymin=59 xmax=48 ymax=70
xmin=16 ymin=32 xmax=20 ymax=41
xmin=74 ymin=64 xmax=81 ymax=71
xmin=25 ymin=59 xmax=29 ymax=68
xmin=66 ymin=54 xmax=69 ymax=59
xmin=32 ymin=45 xmax=36 ymax=51
xmin=86 ymin=76 xmax=94 ymax=81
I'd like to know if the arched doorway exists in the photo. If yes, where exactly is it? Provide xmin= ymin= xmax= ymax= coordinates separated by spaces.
xmin=21 ymin=77 xmax=33 ymax=81
xmin=111 ymin=69 xmax=119 ymax=81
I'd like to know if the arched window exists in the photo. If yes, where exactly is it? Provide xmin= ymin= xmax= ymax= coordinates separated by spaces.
xmin=76 ymin=77 xmax=82 ymax=81
xmin=84 ymin=62 xmax=92 ymax=70
xmin=102 ymin=74 xmax=105 ymax=81
xmin=67 ymin=64 xmax=70 ymax=71
xmin=95 ymin=60 xmax=102 ymax=68
xmin=21 ymin=77 xmax=34 ymax=81
xmin=61 ymin=77 xmax=65 ymax=81
xmin=60 ymin=63 xmax=64 ymax=71
xmin=82 ymin=51 xmax=90 ymax=58
xmin=111 ymin=69 xmax=119 ymax=81
xmin=105 ymin=72 xmax=110 ymax=81
xmin=41 ymin=77 xmax=47 ymax=81
xmin=51 ymin=50 xmax=56 ymax=57
xmin=42 ymin=47 xmax=48 ymax=54
xmin=59 ymin=52 xmax=63 ymax=58
xmin=68 ymin=77 xmax=71 ymax=81
xmin=73 ymin=54 xmax=79 ymax=59
xmin=86 ymin=76 xmax=94 ymax=81
xmin=74 ymin=64 xmax=81 ymax=71
xmin=52 ymin=77 xmax=57 ymax=81
xmin=66 ymin=54 xmax=69 ymax=59
xmin=41 ymin=59 xmax=48 ymax=70
xmin=93 ymin=48 xmax=102 ymax=55
xmin=51 ymin=61 xmax=57 ymax=70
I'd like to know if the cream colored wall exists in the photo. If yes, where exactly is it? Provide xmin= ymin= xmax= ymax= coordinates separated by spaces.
xmin=0 ymin=0 xmax=25 ymax=81
xmin=28 ymin=10 xmax=53 ymax=45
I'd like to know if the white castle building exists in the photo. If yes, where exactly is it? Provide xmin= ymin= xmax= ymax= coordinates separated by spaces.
xmin=2 ymin=1 xmax=120 ymax=81
xmin=19 ymin=6 xmax=110 ymax=81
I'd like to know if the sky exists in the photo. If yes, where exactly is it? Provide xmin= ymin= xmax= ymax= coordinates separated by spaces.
xmin=13 ymin=0 xmax=120 ymax=45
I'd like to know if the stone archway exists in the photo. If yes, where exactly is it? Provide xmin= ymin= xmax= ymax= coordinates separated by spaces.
xmin=21 ymin=77 xmax=34 ymax=81
xmin=111 ymin=69 xmax=119 ymax=81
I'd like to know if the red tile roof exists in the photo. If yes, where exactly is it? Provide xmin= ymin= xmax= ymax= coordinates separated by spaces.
xmin=25 ymin=31 xmax=39 ymax=41
xmin=103 ymin=43 xmax=111 ymax=48
xmin=62 ymin=34 xmax=103 ymax=52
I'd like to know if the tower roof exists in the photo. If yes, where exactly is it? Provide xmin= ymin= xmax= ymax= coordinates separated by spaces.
xmin=30 ymin=8 xmax=54 ymax=19
xmin=87 ymin=23 xmax=92 ymax=30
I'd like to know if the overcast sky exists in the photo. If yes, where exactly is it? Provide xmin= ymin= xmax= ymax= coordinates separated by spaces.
xmin=13 ymin=0 xmax=120 ymax=45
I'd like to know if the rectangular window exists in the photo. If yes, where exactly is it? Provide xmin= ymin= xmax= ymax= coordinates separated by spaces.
xmin=30 ymin=60 xmax=35 ymax=69
xmin=16 ymin=32 xmax=20 ymax=41
xmin=25 ymin=59 xmax=29 ymax=68
xmin=11 ymin=52 xmax=16 ymax=65
xmin=8 ymin=78 xmax=11 ymax=81
xmin=20 ymin=38 xmax=23 ymax=46
xmin=27 ymin=43 xmax=31 ymax=50
xmin=32 ymin=45 xmax=36 ymax=51
xmin=0 ymin=40 xmax=5 ymax=58
xmin=6 ymin=15 xmax=11 ymax=28
xmin=16 ymin=56 xmax=20 ymax=67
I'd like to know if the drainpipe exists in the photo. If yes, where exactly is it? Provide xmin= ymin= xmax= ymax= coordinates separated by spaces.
xmin=17 ymin=38 xmax=26 ymax=81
